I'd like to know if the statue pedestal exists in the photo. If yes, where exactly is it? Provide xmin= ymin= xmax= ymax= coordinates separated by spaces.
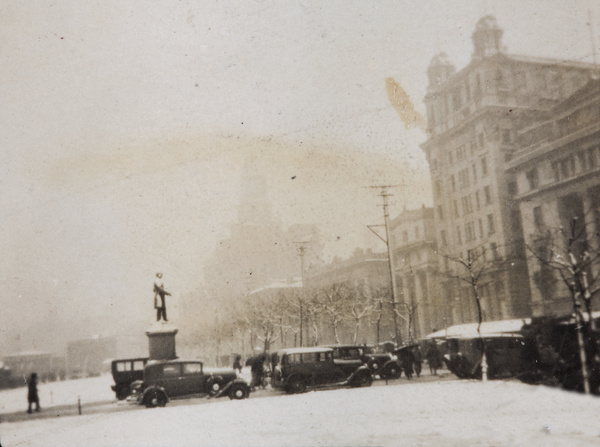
xmin=146 ymin=322 xmax=178 ymax=360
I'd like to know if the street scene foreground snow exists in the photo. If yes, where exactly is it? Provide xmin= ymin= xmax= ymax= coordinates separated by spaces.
xmin=2 ymin=375 xmax=600 ymax=446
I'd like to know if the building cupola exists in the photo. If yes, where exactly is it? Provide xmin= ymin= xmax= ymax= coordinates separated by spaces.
xmin=427 ymin=52 xmax=456 ymax=90
xmin=472 ymin=15 xmax=504 ymax=59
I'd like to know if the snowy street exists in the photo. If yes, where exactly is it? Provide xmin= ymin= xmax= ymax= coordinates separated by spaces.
xmin=2 ymin=373 xmax=600 ymax=446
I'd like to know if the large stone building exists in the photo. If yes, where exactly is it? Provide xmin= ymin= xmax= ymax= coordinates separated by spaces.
xmin=390 ymin=206 xmax=443 ymax=338
xmin=419 ymin=15 xmax=596 ymax=325
xmin=508 ymin=77 xmax=600 ymax=316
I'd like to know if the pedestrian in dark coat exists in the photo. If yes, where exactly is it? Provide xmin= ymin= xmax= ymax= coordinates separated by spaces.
xmin=233 ymin=355 xmax=243 ymax=374
xmin=426 ymin=342 xmax=443 ymax=375
xmin=27 ymin=372 xmax=40 ymax=413
xmin=250 ymin=353 xmax=266 ymax=390
xmin=412 ymin=345 xmax=423 ymax=377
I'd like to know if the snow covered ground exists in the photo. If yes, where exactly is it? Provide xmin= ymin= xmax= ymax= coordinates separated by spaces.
xmin=2 ymin=373 xmax=600 ymax=446
xmin=0 ymin=374 xmax=116 ymax=415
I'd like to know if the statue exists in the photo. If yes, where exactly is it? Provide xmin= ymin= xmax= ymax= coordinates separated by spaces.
xmin=153 ymin=272 xmax=171 ymax=322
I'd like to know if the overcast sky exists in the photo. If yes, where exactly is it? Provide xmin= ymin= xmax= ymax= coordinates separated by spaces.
xmin=1 ymin=0 xmax=599 ymax=353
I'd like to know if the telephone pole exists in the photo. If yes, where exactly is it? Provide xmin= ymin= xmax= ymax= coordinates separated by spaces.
xmin=295 ymin=241 xmax=310 ymax=347
xmin=367 ymin=185 xmax=402 ymax=345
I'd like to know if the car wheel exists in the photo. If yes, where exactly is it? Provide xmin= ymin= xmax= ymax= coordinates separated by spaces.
xmin=286 ymin=377 xmax=307 ymax=394
xmin=352 ymin=371 xmax=373 ymax=388
xmin=229 ymin=383 xmax=249 ymax=400
xmin=144 ymin=390 xmax=167 ymax=408
xmin=382 ymin=364 xmax=401 ymax=380
xmin=115 ymin=384 xmax=130 ymax=400
xmin=369 ymin=360 xmax=381 ymax=372
xmin=207 ymin=379 xmax=222 ymax=397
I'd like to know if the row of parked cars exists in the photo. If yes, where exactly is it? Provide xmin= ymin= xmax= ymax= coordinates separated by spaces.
xmin=110 ymin=344 xmax=407 ymax=408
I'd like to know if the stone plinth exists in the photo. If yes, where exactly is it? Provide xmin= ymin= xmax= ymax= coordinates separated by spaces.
xmin=146 ymin=322 xmax=178 ymax=360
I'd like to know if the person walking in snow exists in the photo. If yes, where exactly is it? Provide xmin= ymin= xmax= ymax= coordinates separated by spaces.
xmin=233 ymin=354 xmax=243 ymax=374
xmin=412 ymin=345 xmax=423 ymax=378
xmin=27 ymin=372 xmax=40 ymax=413
xmin=153 ymin=272 xmax=171 ymax=322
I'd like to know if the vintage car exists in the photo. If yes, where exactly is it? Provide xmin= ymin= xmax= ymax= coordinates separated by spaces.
xmin=323 ymin=344 xmax=402 ymax=380
xmin=130 ymin=359 xmax=251 ymax=407
xmin=271 ymin=347 xmax=373 ymax=394
xmin=110 ymin=357 xmax=149 ymax=400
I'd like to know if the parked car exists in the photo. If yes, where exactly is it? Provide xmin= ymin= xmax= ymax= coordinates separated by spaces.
xmin=323 ymin=344 xmax=402 ymax=380
xmin=271 ymin=347 xmax=373 ymax=394
xmin=130 ymin=359 xmax=251 ymax=407
xmin=110 ymin=357 xmax=149 ymax=400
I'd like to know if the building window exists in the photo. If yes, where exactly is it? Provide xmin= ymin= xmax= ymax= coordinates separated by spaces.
xmin=472 ymin=164 xmax=477 ymax=181
xmin=470 ymin=140 xmax=477 ymax=155
xmin=440 ymin=230 xmax=447 ymax=246
xmin=481 ymin=156 xmax=488 ymax=176
xmin=496 ymin=69 xmax=507 ymax=90
xmin=474 ymin=74 xmax=482 ymax=98
xmin=459 ymin=168 xmax=470 ymax=189
xmin=526 ymin=168 xmax=539 ymax=190
xmin=533 ymin=206 xmax=544 ymax=229
xmin=462 ymin=195 xmax=473 ymax=214
xmin=495 ymin=279 xmax=505 ymax=296
xmin=454 ymin=200 xmax=460 ymax=218
xmin=588 ymin=147 xmax=598 ymax=169
xmin=484 ymin=186 xmax=492 ymax=205
xmin=448 ymin=151 xmax=454 ymax=165
xmin=434 ymin=180 xmax=442 ymax=197
xmin=478 ymin=218 xmax=484 ymax=238
xmin=490 ymin=242 xmax=500 ymax=261
xmin=415 ymin=226 xmax=420 ymax=239
xmin=452 ymin=89 xmax=462 ymax=110
xmin=560 ymin=157 xmax=574 ymax=178
xmin=437 ymin=205 xmax=444 ymax=221
xmin=465 ymin=222 xmax=476 ymax=241
xmin=476 ymin=191 xmax=481 ymax=210
xmin=477 ymin=133 xmax=485 ymax=148
xmin=451 ymin=175 xmax=456 ymax=191
xmin=456 ymin=226 xmax=462 ymax=245
xmin=515 ymin=71 xmax=527 ymax=90
xmin=487 ymin=214 xmax=495 ymax=235
xmin=457 ymin=145 xmax=466 ymax=161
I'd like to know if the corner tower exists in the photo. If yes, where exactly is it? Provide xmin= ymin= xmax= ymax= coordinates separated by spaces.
xmin=472 ymin=15 xmax=504 ymax=59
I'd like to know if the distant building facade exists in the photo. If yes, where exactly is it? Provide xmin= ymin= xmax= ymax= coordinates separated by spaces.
xmin=67 ymin=336 xmax=117 ymax=378
xmin=2 ymin=351 xmax=66 ymax=382
xmin=508 ymin=77 xmax=600 ymax=316
xmin=390 ymin=206 xmax=443 ymax=338
xmin=420 ymin=15 xmax=596 ymax=324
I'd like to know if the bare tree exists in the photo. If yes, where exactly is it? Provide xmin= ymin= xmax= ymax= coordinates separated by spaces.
xmin=349 ymin=287 xmax=374 ymax=344
xmin=436 ymin=245 xmax=491 ymax=381
xmin=526 ymin=216 xmax=600 ymax=394
xmin=369 ymin=285 xmax=392 ymax=347
xmin=319 ymin=282 xmax=352 ymax=345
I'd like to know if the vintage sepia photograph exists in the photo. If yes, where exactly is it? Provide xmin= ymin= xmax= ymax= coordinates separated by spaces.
xmin=2 ymin=1 xmax=600 ymax=445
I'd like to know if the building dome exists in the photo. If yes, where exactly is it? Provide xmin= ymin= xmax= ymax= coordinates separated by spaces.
xmin=427 ymin=52 xmax=456 ymax=89
xmin=472 ymin=15 xmax=504 ymax=58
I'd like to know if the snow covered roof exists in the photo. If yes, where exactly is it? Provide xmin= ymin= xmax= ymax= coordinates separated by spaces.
xmin=277 ymin=347 xmax=332 ymax=355
xmin=425 ymin=318 xmax=531 ymax=339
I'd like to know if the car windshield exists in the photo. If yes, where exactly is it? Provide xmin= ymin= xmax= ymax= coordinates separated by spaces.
xmin=183 ymin=362 xmax=202 ymax=374
xmin=116 ymin=362 xmax=131 ymax=372
xmin=161 ymin=364 xmax=182 ymax=376
xmin=282 ymin=351 xmax=331 ymax=365
xmin=333 ymin=348 xmax=362 ymax=360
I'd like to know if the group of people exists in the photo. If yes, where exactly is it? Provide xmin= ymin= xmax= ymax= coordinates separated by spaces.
xmin=395 ymin=342 xmax=444 ymax=379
